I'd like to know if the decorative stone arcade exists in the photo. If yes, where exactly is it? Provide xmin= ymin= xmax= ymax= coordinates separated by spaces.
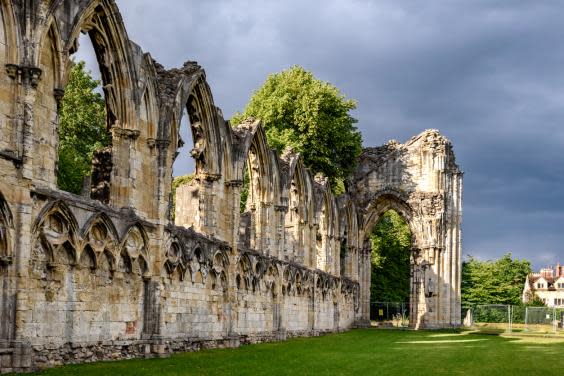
xmin=351 ymin=132 xmax=463 ymax=329
xmin=0 ymin=0 xmax=462 ymax=372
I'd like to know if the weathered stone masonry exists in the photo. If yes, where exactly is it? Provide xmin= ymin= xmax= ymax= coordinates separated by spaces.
xmin=0 ymin=0 xmax=462 ymax=372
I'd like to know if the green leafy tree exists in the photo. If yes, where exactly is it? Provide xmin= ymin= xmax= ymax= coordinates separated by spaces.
xmin=524 ymin=290 xmax=546 ymax=307
xmin=370 ymin=210 xmax=412 ymax=303
xmin=239 ymin=169 xmax=250 ymax=213
xmin=461 ymin=253 xmax=532 ymax=306
xmin=57 ymin=61 xmax=109 ymax=194
xmin=231 ymin=66 xmax=362 ymax=191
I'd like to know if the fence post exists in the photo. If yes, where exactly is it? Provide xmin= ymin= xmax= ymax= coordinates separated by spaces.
xmin=554 ymin=307 xmax=557 ymax=334
xmin=508 ymin=305 xmax=512 ymax=333
xmin=524 ymin=307 xmax=529 ymax=332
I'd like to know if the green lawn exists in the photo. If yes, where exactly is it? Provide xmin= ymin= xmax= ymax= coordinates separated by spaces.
xmin=25 ymin=329 xmax=564 ymax=376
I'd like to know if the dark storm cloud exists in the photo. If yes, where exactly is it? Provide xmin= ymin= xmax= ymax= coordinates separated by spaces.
xmin=112 ymin=0 xmax=564 ymax=268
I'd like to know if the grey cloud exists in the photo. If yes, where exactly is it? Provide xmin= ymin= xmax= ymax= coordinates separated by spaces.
xmin=107 ymin=0 xmax=564 ymax=268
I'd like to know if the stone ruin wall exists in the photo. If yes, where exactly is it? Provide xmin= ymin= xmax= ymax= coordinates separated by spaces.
xmin=350 ymin=133 xmax=463 ymax=329
xmin=0 ymin=0 xmax=462 ymax=373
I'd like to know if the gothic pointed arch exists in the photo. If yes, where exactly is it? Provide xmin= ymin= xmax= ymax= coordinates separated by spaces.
xmin=59 ymin=0 xmax=139 ymax=128
xmin=33 ymin=20 xmax=64 ymax=187
xmin=235 ymin=120 xmax=281 ymax=208
xmin=163 ymin=66 xmax=224 ymax=178
xmin=0 ymin=0 xmax=20 ymax=155
xmin=78 ymin=244 xmax=97 ymax=270
xmin=33 ymin=200 xmax=80 ymax=253
xmin=164 ymin=234 xmax=185 ymax=276
xmin=314 ymin=178 xmax=337 ymax=272
xmin=283 ymin=150 xmax=311 ymax=220
xmin=281 ymin=150 xmax=313 ymax=263
xmin=233 ymin=121 xmax=283 ymax=253
xmin=120 ymin=223 xmax=149 ymax=260
xmin=338 ymin=198 xmax=359 ymax=278
xmin=81 ymin=212 xmax=119 ymax=254
xmin=139 ymin=84 xmax=158 ymax=142
xmin=361 ymin=189 xmax=415 ymax=237
xmin=0 ymin=0 xmax=18 ymax=65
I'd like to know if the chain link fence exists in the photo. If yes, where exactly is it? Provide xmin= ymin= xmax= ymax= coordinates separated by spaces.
xmin=466 ymin=304 xmax=512 ymax=333
xmin=370 ymin=301 xmax=409 ymax=328
xmin=464 ymin=304 xmax=564 ymax=335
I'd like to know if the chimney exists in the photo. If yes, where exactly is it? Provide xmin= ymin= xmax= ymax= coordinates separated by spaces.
xmin=557 ymin=263 xmax=561 ymax=278
xmin=540 ymin=268 xmax=554 ymax=279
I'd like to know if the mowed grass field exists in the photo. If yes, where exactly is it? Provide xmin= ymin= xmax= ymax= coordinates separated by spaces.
xmin=24 ymin=329 xmax=564 ymax=376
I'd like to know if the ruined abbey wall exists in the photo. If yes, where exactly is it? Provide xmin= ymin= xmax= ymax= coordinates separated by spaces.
xmin=0 ymin=1 xmax=462 ymax=373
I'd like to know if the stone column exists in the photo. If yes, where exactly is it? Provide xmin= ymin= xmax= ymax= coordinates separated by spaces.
xmin=225 ymin=180 xmax=244 ymax=249
xmin=6 ymin=65 xmax=42 ymax=370
xmin=274 ymin=205 xmax=287 ymax=260
xmin=7 ymin=65 xmax=42 ymax=183
xmin=358 ymin=248 xmax=371 ymax=326
xmin=249 ymin=204 xmax=257 ymax=250
xmin=155 ymin=139 xmax=172 ymax=225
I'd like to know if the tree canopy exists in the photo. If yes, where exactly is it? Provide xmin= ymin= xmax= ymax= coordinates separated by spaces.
xmin=370 ymin=210 xmax=412 ymax=303
xmin=461 ymin=253 xmax=532 ymax=306
xmin=231 ymin=65 xmax=362 ymax=191
xmin=57 ymin=61 xmax=109 ymax=194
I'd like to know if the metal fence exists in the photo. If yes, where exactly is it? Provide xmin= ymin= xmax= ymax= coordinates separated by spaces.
xmin=464 ymin=304 xmax=564 ymax=335
xmin=370 ymin=301 xmax=409 ymax=327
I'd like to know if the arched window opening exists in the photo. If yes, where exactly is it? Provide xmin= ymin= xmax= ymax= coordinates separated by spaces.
xmin=0 ymin=4 xmax=17 ymax=154
xmin=238 ymin=144 xmax=267 ymax=251
xmin=239 ymin=164 xmax=250 ymax=214
xmin=57 ymin=32 xmax=111 ymax=199
xmin=340 ymin=233 xmax=347 ymax=277
xmin=284 ymin=174 xmax=305 ymax=262
xmin=246 ymin=146 xmax=262 ymax=210
xmin=240 ymin=143 xmax=263 ymax=214
xmin=237 ymin=162 xmax=251 ymax=249
xmin=173 ymin=107 xmax=196 ymax=177
xmin=171 ymin=107 xmax=195 ymax=224
xmin=369 ymin=209 xmax=412 ymax=324
xmin=140 ymin=90 xmax=155 ymax=139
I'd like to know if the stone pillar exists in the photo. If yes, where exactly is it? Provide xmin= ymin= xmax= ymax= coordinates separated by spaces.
xmin=227 ymin=251 xmax=239 ymax=338
xmin=298 ymin=220 xmax=307 ymax=265
xmin=155 ymin=139 xmax=172 ymax=224
xmin=261 ymin=203 xmax=273 ymax=254
xmin=358 ymin=248 xmax=371 ymax=327
xmin=308 ymin=283 xmax=315 ymax=331
xmin=333 ymin=237 xmax=340 ymax=276
xmin=249 ymin=204 xmax=257 ymax=250
xmin=11 ymin=66 xmax=42 ymax=184
xmin=225 ymin=180 xmax=244 ymax=249
xmin=409 ymin=247 xmax=443 ymax=329
xmin=274 ymin=205 xmax=287 ymax=260
xmin=7 ymin=66 xmax=41 ymax=370
xmin=274 ymin=271 xmax=284 ymax=339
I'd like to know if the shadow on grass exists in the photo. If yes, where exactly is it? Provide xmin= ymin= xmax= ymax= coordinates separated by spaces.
xmin=18 ymin=329 xmax=564 ymax=376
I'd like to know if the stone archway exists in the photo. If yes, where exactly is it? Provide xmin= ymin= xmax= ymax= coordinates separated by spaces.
xmin=350 ymin=130 xmax=463 ymax=329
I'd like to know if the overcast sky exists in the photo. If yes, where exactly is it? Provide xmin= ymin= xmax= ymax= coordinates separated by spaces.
xmin=78 ymin=1 xmax=564 ymax=269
